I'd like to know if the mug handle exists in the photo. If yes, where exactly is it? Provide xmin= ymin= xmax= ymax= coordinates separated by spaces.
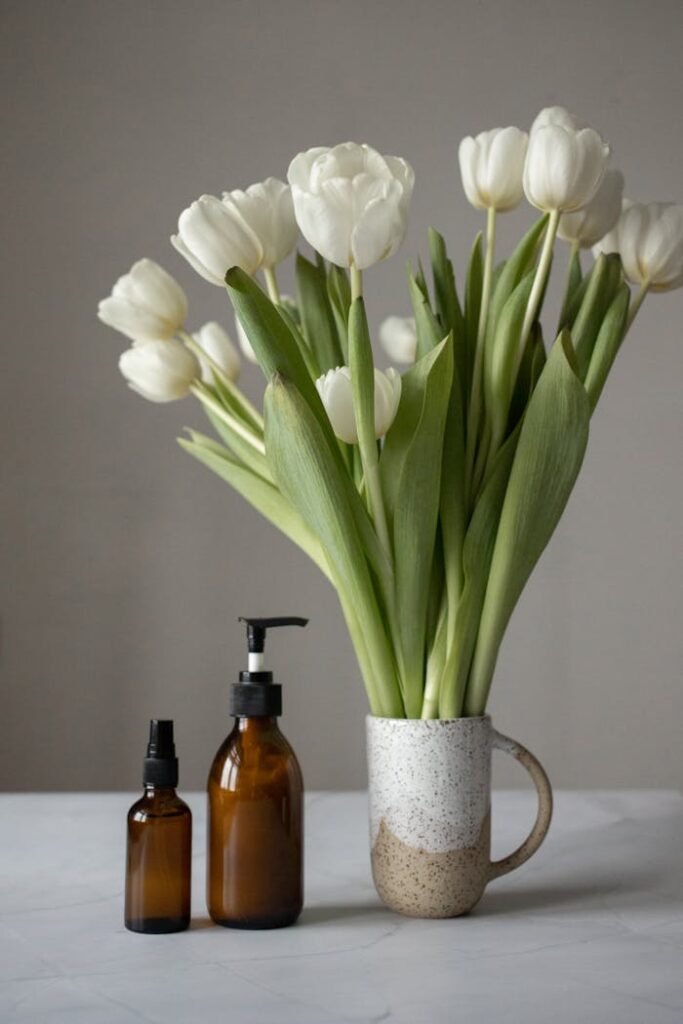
xmin=488 ymin=729 xmax=553 ymax=881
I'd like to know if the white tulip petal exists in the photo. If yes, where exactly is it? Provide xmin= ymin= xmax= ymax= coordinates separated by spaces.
xmin=223 ymin=178 xmax=298 ymax=269
xmin=193 ymin=321 xmax=241 ymax=383
xmin=119 ymin=339 xmax=200 ymax=402
xmin=558 ymin=169 xmax=624 ymax=247
xmin=292 ymin=181 xmax=354 ymax=267
xmin=531 ymin=106 xmax=588 ymax=134
xmin=351 ymin=188 xmax=405 ymax=270
xmin=97 ymin=258 xmax=187 ymax=342
xmin=288 ymin=143 xmax=412 ymax=270
xmin=379 ymin=316 xmax=417 ymax=363
xmin=173 ymin=195 xmax=263 ymax=286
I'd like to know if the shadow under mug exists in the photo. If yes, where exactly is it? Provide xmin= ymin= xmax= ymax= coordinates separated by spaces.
xmin=366 ymin=714 xmax=553 ymax=918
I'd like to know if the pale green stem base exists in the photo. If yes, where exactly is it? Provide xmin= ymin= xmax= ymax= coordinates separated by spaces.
xmin=263 ymin=266 xmax=280 ymax=304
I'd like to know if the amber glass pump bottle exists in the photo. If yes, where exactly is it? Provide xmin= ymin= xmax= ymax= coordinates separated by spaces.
xmin=207 ymin=616 xmax=306 ymax=929
xmin=125 ymin=720 xmax=192 ymax=933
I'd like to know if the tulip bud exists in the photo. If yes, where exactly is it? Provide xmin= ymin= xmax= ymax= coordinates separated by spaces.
xmin=593 ymin=201 xmax=683 ymax=292
xmin=97 ymin=259 xmax=187 ymax=344
xmin=315 ymin=365 xmax=401 ymax=444
xmin=558 ymin=169 xmax=625 ymax=248
xmin=458 ymin=127 xmax=528 ymax=212
xmin=287 ymin=143 xmax=414 ymax=270
xmin=171 ymin=195 xmax=263 ymax=286
xmin=523 ymin=106 xmax=610 ymax=213
xmin=222 ymin=178 xmax=298 ymax=269
xmin=193 ymin=322 xmax=241 ymax=383
xmin=119 ymin=339 xmax=200 ymax=402
xmin=379 ymin=316 xmax=418 ymax=364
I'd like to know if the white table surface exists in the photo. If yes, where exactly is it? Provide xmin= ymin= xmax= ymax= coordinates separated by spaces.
xmin=1 ymin=791 xmax=683 ymax=1024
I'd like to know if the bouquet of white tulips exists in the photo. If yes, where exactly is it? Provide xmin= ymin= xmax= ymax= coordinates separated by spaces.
xmin=98 ymin=107 xmax=683 ymax=719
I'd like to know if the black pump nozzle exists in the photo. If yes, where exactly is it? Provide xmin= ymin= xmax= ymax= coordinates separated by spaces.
xmin=239 ymin=616 xmax=309 ymax=654
xmin=143 ymin=719 xmax=179 ymax=788
xmin=232 ymin=616 xmax=308 ymax=718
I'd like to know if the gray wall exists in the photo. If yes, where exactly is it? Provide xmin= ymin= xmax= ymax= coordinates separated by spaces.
xmin=1 ymin=0 xmax=682 ymax=793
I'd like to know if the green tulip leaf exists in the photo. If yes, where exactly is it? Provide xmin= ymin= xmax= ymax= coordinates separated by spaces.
xmin=296 ymin=253 xmax=343 ymax=373
xmin=385 ymin=337 xmax=453 ymax=715
xmin=265 ymin=373 xmax=403 ymax=717
xmin=465 ymin=330 xmax=590 ymax=715
xmin=438 ymin=423 xmax=521 ymax=718
xmin=585 ymin=282 xmax=630 ymax=412
xmin=179 ymin=432 xmax=330 ymax=580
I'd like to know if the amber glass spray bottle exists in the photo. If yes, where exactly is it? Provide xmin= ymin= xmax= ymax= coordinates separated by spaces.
xmin=125 ymin=720 xmax=192 ymax=933
xmin=207 ymin=616 xmax=306 ymax=929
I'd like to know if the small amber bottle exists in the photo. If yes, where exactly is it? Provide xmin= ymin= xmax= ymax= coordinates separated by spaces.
xmin=125 ymin=720 xmax=192 ymax=934
xmin=207 ymin=617 xmax=306 ymax=929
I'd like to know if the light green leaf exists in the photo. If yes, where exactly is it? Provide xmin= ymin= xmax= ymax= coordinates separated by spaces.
xmin=584 ymin=283 xmax=630 ymax=412
xmin=438 ymin=423 xmax=520 ymax=718
xmin=388 ymin=338 xmax=454 ymax=716
xmin=464 ymin=232 xmax=483 ymax=390
xmin=296 ymin=253 xmax=343 ymax=373
xmin=178 ymin=432 xmax=330 ymax=580
xmin=327 ymin=265 xmax=351 ymax=362
xmin=407 ymin=269 xmax=442 ymax=358
xmin=264 ymin=374 xmax=403 ymax=717
xmin=225 ymin=267 xmax=388 ymax=583
xmin=464 ymin=330 xmax=590 ymax=715
xmin=571 ymin=253 xmax=623 ymax=379
xmin=429 ymin=227 xmax=467 ymax=408
xmin=485 ymin=270 xmax=535 ymax=454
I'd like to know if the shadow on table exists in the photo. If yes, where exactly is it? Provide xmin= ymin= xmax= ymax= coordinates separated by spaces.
xmin=478 ymin=867 xmax=662 ymax=916
xmin=300 ymin=903 xmax=388 ymax=925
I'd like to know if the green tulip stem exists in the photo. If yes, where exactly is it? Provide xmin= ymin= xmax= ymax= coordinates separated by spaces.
xmin=465 ymin=206 xmax=497 ymax=495
xmin=190 ymin=384 xmax=267 ymax=456
xmin=520 ymin=207 xmax=560 ymax=354
xmin=350 ymin=264 xmax=363 ymax=302
xmin=180 ymin=331 xmax=264 ymax=432
xmin=263 ymin=266 xmax=281 ymax=304
xmin=626 ymin=280 xmax=650 ymax=331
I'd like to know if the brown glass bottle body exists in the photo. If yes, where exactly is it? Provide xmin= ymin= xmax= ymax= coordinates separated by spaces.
xmin=125 ymin=785 xmax=192 ymax=933
xmin=207 ymin=716 xmax=303 ymax=929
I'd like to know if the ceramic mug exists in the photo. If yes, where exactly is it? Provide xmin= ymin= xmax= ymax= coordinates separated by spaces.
xmin=366 ymin=715 xmax=552 ymax=918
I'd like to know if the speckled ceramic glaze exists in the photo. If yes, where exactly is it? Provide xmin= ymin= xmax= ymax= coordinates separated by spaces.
xmin=366 ymin=716 xmax=553 ymax=918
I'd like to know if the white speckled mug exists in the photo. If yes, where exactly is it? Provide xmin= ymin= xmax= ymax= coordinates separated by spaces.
xmin=366 ymin=716 xmax=552 ymax=918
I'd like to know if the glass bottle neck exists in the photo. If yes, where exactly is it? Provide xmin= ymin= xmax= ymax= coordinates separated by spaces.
xmin=234 ymin=715 xmax=279 ymax=734
xmin=143 ymin=784 xmax=176 ymax=796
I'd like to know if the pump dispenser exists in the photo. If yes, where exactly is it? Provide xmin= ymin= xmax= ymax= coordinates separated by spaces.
xmin=125 ymin=720 xmax=192 ymax=933
xmin=207 ymin=617 xmax=307 ymax=929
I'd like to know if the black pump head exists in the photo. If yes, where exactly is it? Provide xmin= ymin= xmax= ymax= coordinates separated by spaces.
xmin=232 ymin=616 xmax=309 ymax=717
xmin=143 ymin=719 xmax=178 ymax=787
xmin=239 ymin=616 xmax=309 ymax=654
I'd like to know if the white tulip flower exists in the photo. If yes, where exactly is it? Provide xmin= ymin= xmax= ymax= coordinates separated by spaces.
xmin=458 ymin=127 xmax=528 ymax=212
xmin=593 ymin=201 xmax=683 ymax=292
xmin=287 ymin=143 xmax=414 ymax=270
xmin=530 ymin=106 xmax=588 ymax=134
xmin=523 ymin=106 xmax=610 ymax=213
xmin=379 ymin=316 xmax=418 ymax=364
xmin=315 ymin=365 xmax=402 ymax=444
xmin=222 ymin=178 xmax=298 ymax=270
xmin=193 ymin=321 xmax=241 ymax=383
xmin=119 ymin=339 xmax=200 ymax=403
xmin=97 ymin=259 xmax=187 ymax=343
xmin=171 ymin=195 xmax=263 ymax=286
xmin=558 ymin=169 xmax=625 ymax=248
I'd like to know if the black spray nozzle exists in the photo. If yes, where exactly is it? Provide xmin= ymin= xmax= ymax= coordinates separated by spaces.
xmin=143 ymin=720 xmax=178 ymax=787
xmin=239 ymin=616 xmax=308 ymax=654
